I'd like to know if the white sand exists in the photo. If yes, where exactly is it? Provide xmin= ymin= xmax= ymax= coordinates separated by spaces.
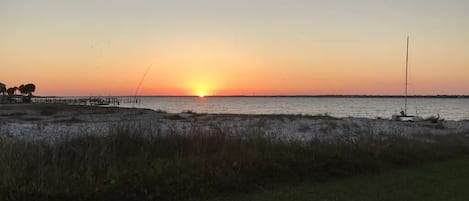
xmin=1 ymin=104 xmax=469 ymax=142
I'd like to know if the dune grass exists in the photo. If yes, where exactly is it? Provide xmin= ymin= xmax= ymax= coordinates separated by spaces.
xmin=0 ymin=123 xmax=468 ymax=201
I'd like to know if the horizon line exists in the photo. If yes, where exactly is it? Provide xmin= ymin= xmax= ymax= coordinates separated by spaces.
xmin=36 ymin=94 xmax=469 ymax=98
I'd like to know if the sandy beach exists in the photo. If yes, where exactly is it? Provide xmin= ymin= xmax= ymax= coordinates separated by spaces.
xmin=2 ymin=104 xmax=468 ymax=142
xmin=2 ymin=104 xmax=469 ymax=201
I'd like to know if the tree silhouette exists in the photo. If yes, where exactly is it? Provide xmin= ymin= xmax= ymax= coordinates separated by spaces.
xmin=0 ymin=82 xmax=6 ymax=97
xmin=7 ymin=87 xmax=17 ymax=96
xmin=18 ymin=84 xmax=26 ymax=95
xmin=6 ymin=87 xmax=18 ymax=101
xmin=18 ymin=83 xmax=36 ymax=102
xmin=25 ymin=83 xmax=36 ymax=97
xmin=1 ymin=83 xmax=36 ymax=103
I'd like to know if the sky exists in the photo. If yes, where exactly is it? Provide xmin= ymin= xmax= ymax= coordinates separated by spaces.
xmin=1 ymin=0 xmax=468 ymax=96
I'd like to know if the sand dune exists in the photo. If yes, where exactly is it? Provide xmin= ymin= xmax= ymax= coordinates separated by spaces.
xmin=1 ymin=104 xmax=469 ymax=142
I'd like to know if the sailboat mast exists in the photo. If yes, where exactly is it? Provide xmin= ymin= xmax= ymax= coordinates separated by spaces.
xmin=405 ymin=36 xmax=409 ymax=115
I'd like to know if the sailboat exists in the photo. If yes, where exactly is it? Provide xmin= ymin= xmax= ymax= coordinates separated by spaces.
xmin=392 ymin=36 xmax=416 ymax=121
xmin=391 ymin=37 xmax=443 ymax=122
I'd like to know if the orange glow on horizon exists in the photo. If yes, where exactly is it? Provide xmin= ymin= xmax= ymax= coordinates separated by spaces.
xmin=1 ymin=1 xmax=468 ymax=96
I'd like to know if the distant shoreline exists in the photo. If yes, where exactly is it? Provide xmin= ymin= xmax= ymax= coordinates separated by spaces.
xmin=34 ymin=95 xmax=469 ymax=98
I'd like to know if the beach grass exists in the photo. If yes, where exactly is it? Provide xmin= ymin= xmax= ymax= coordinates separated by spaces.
xmin=1 ymin=123 xmax=468 ymax=201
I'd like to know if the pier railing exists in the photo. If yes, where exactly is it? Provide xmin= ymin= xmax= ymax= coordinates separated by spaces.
xmin=30 ymin=97 xmax=140 ymax=106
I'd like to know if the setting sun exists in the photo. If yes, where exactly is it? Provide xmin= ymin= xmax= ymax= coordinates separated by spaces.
xmin=2 ymin=1 xmax=469 ymax=200
xmin=192 ymin=82 xmax=214 ymax=97
xmin=1 ymin=1 xmax=469 ymax=96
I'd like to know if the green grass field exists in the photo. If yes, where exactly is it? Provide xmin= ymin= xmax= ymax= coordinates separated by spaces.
xmin=226 ymin=158 xmax=469 ymax=201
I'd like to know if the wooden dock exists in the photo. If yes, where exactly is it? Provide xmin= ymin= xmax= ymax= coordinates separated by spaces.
xmin=31 ymin=97 xmax=140 ymax=106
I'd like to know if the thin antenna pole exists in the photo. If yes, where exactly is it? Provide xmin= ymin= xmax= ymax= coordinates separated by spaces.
xmin=405 ymin=36 xmax=409 ymax=115
xmin=133 ymin=64 xmax=152 ymax=108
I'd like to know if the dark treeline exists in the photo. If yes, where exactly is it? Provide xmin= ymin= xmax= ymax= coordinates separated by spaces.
xmin=0 ymin=82 xmax=36 ymax=103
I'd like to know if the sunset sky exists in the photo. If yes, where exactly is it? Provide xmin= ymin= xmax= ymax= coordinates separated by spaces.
xmin=1 ymin=0 xmax=468 ymax=96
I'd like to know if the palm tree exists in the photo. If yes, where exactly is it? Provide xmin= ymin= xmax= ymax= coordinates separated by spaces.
xmin=17 ymin=84 xmax=36 ymax=102
xmin=18 ymin=84 xmax=26 ymax=96
xmin=18 ymin=84 xmax=27 ymax=102
xmin=7 ymin=87 xmax=17 ymax=96
xmin=25 ymin=83 xmax=36 ymax=97
xmin=0 ymin=82 xmax=6 ymax=96
xmin=7 ymin=87 xmax=18 ymax=102
xmin=21 ymin=83 xmax=36 ymax=102
xmin=0 ymin=83 xmax=6 ymax=103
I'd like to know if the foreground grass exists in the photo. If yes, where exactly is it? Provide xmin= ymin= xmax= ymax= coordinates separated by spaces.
xmin=0 ymin=124 xmax=468 ymax=201
xmin=227 ymin=158 xmax=469 ymax=201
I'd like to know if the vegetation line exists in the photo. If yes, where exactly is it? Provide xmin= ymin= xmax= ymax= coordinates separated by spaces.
xmin=0 ymin=82 xmax=36 ymax=103
xmin=1 ymin=124 xmax=468 ymax=201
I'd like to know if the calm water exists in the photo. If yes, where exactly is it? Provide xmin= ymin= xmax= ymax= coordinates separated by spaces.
xmin=116 ymin=97 xmax=469 ymax=120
